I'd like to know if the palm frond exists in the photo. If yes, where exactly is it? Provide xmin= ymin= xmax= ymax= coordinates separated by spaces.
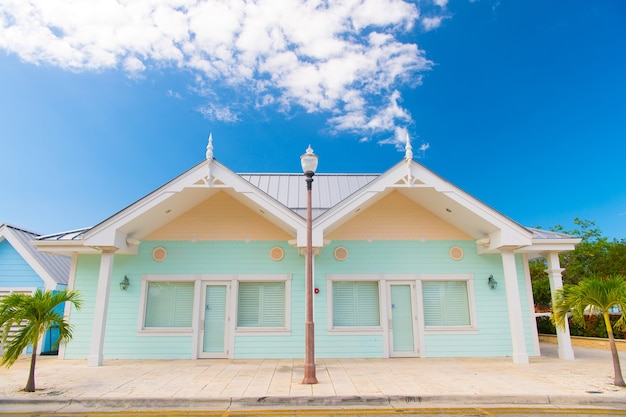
xmin=552 ymin=275 xmax=626 ymax=330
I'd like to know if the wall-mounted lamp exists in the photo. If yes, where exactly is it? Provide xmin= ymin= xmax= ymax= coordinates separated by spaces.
xmin=487 ymin=274 xmax=498 ymax=290
xmin=120 ymin=275 xmax=130 ymax=291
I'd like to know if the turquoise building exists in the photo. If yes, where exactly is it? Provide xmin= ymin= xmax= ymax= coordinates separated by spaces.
xmin=34 ymin=138 xmax=579 ymax=366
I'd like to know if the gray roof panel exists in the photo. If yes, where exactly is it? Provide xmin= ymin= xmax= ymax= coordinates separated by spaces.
xmin=4 ymin=225 xmax=71 ymax=285
xmin=240 ymin=173 xmax=379 ymax=218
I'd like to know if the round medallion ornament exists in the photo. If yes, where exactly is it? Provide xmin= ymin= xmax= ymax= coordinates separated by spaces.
xmin=152 ymin=247 xmax=167 ymax=262
xmin=449 ymin=246 xmax=464 ymax=261
xmin=334 ymin=246 xmax=348 ymax=261
xmin=270 ymin=246 xmax=284 ymax=261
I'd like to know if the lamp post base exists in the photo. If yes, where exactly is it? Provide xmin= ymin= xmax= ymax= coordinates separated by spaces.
xmin=301 ymin=364 xmax=318 ymax=384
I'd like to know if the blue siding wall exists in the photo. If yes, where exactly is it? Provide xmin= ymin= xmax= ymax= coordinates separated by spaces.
xmin=0 ymin=240 xmax=64 ymax=355
xmin=0 ymin=240 xmax=43 ymax=288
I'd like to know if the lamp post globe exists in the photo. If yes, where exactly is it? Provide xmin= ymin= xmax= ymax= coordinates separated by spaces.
xmin=300 ymin=145 xmax=318 ymax=384
xmin=301 ymin=145 xmax=319 ymax=176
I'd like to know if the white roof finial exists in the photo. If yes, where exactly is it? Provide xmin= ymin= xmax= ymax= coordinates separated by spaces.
xmin=404 ymin=132 xmax=413 ymax=161
xmin=206 ymin=133 xmax=214 ymax=161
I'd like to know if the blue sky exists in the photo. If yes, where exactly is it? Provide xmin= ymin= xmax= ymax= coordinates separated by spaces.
xmin=1 ymin=0 xmax=625 ymax=240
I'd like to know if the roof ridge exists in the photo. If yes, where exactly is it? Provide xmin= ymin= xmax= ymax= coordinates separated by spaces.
xmin=238 ymin=172 xmax=381 ymax=176
xmin=1 ymin=223 xmax=40 ymax=236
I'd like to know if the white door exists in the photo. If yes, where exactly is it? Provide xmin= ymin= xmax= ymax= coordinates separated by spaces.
xmin=198 ymin=283 xmax=229 ymax=358
xmin=388 ymin=282 xmax=419 ymax=357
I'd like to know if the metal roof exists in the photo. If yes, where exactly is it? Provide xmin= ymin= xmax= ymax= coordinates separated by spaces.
xmin=1 ymin=224 xmax=71 ymax=285
xmin=528 ymin=228 xmax=578 ymax=240
xmin=37 ymin=228 xmax=90 ymax=241
xmin=240 ymin=173 xmax=379 ymax=218
xmin=32 ymin=173 xmax=576 ymax=245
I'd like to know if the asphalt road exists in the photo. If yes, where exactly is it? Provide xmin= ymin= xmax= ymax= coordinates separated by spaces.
xmin=2 ymin=407 xmax=626 ymax=417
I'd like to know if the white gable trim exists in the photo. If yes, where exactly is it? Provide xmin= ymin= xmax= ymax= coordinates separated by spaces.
xmin=313 ymin=160 xmax=532 ymax=249
xmin=82 ymin=160 xmax=305 ymax=251
xmin=0 ymin=225 xmax=58 ymax=291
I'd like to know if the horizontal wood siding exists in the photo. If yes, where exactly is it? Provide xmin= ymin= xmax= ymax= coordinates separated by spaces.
xmin=67 ymin=238 xmax=534 ymax=360
xmin=0 ymin=240 xmax=43 ymax=288
xmin=145 ymin=191 xmax=292 ymax=241
xmin=66 ymin=241 xmax=305 ymax=360
xmin=424 ymin=255 xmax=534 ymax=357
xmin=315 ymin=240 xmax=519 ymax=358
xmin=327 ymin=192 xmax=471 ymax=241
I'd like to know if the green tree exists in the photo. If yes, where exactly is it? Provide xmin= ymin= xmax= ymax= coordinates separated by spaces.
xmin=530 ymin=218 xmax=626 ymax=310
xmin=551 ymin=276 xmax=626 ymax=387
xmin=0 ymin=289 xmax=82 ymax=392
xmin=551 ymin=218 xmax=626 ymax=283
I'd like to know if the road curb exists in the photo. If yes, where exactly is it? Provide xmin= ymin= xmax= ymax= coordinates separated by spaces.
xmin=1 ymin=394 xmax=625 ymax=412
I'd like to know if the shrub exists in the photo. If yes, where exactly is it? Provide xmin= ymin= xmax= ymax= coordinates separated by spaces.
xmin=536 ymin=314 xmax=624 ymax=339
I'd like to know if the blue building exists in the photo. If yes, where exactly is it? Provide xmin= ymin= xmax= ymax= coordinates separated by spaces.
xmin=0 ymin=224 xmax=70 ymax=354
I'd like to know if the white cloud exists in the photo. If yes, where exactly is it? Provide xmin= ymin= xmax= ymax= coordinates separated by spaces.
xmin=0 ymin=0 xmax=441 ymax=140
xmin=379 ymin=126 xmax=410 ymax=150
xmin=198 ymin=103 xmax=240 ymax=123
xmin=421 ymin=16 xmax=443 ymax=31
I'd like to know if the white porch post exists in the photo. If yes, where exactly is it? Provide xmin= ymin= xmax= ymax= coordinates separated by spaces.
xmin=545 ymin=251 xmax=575 ymax=360
xmin=501 ymin=251 xmax=529 ymax=364
xmin=87 ymin=248 xmax=116 ymax=367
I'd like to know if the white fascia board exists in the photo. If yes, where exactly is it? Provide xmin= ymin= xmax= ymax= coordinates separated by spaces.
xmin=31 ymin=240 xmax=101 ymax=255
xmin=210 ymin=165 xmax=305 ymax=236
xmin=295 ymin=226 xmax=324 ymax=248
xmin=516 ymin=238 xmax=581 ymax=254
xmin=83 ymin=191 xmax=174 ymax=249
xmin=314 ymin=188 xmax=386 ymax=241
xmin=443 ymin=191 xmax=532 ymax=244
xmin=84 ymin=159 xmax=304 ymax=248
xmin=410 ymin=160 xmax=533 ymax=244
xmin=313 ymin=167 xmax=395 ymax=234
xmin=83 ymin=163 xmax=209 ymax=246
xmin=237 ymin=189 xmax=305 ymax=237
xmin=0 ymin=229 xmax=58 ymax=290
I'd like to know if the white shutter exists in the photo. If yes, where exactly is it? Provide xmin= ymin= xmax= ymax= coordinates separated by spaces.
xmin=422 ymin=281 xmax=470 ymax=326
xmin=145 ymin=282 xmax=193 ymax=327
xmin=0 ymin=289 xmax=35 ymax=353
xmin=333 ymin=281 xmax=379 ymax=327
xmin=237 ymin=282 xmax=285 ymax=327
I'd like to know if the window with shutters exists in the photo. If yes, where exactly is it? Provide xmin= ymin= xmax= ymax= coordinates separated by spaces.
xmin=330 ymin=280 xmax=381 ymax=330
xmin=237 ymin=281 xmax=286 ymax=329
xmin=139 ymin=280 xmax=195 ymax=334
xmin=0 ymin=288 xmax=36 ymax=354
xmin=421 ymin=277 xmax=476 ymax=331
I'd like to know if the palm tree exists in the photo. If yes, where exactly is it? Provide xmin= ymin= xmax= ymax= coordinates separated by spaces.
xmin=552 ymin=276 xmax=626 ymax=387
xmin=0 ymin=289 xmax=82 ymax=392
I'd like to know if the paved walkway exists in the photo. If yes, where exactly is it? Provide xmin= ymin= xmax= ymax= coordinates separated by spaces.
xmin=0 ymin=343 xmax=625 ymax=413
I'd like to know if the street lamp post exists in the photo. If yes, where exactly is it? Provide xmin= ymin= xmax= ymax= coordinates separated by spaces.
xmin=301 ymin=145 xmax=318 ymax=385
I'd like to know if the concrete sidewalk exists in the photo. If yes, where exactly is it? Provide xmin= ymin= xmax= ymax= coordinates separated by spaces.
xmin=0 ymin=343 xmax=625 ymax=413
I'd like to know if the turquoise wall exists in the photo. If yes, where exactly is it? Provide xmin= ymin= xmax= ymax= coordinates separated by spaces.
xmin=65 ymin=239 xmax=537 ymax=360
xmin=65 ymin=241 xmax=305 ymax=359
xmin=0 ymin=240 xmax=44 ymax=288
xmin=316 ymin=240 xmax=534 ymax=358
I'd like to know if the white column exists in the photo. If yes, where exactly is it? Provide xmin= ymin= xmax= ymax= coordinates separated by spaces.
xmin=522 ymin=254 xmax=541 ymax=356
xmin=501 ymin=251 xmax=529 ymax=364
xmin=87 ymin=248 xmax=116 ymax=367
xmin=545 ymin=251 xmax=575 ymax=360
